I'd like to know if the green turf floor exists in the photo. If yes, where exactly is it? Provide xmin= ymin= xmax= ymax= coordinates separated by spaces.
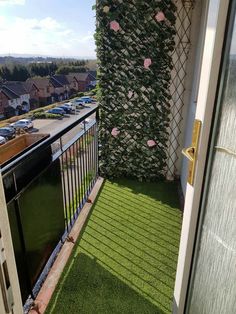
xmin=46 ymin=179 xmax=182 ymax=314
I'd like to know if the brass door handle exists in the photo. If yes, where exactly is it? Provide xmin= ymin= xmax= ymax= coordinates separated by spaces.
xmin=182 ymin=147 xmax=195 ymax=162
xmin=181 ymin=120 xmax=202 ymax=186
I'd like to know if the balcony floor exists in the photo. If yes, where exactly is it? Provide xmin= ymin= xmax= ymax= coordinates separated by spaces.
xmin=46 ymin=179 xmax=182 ymax=314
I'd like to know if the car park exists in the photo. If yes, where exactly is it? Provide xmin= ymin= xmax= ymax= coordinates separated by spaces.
xmin=47 ymin=108 xmax=66 ymax=115
xmin=11 ymin=119 xmax=33 ymax=130
xmin=0 ymin=136 xmax=6 ymax=145
xmin=0 ymin=127 xmax=16 ymax=140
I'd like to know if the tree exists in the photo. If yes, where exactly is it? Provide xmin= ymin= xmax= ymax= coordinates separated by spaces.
xmin=56 ymin=65 xmax=87 ymax=75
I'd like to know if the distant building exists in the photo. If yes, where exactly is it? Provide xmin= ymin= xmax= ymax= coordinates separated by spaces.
xmin=66 ymin=74 xmax=80 ymax=95
xmin=23 ymin=81 xmax=40 ymax=110
xmin=26 ymin=77 xmax=54 ymax=106
xmin=73 ymin=73 xmax=97 ymax=92
xmin=50 ymin=75 xmax=70 ymax=101
xmin=0 ymin=81 xmax=30 ymax=117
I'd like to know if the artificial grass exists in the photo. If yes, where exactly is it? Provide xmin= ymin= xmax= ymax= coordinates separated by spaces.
xmin=46 ymin=179 xmax=182 ymax=314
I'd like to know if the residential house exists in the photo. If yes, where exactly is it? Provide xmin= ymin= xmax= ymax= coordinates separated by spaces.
xmin=26 ymin=77 xmax=54 ymax=106
xmin=50 ymin=75 xmax=70 ymax=100
xmin=23 ymin=81 xmax=40 ymax=110
xmin=66 ymin=74 xmax=79 ymax=95
xmin=0 ymin=81 xmax=30 ymax=117
xmin=73 ymin=72 xmax=96 ymax=92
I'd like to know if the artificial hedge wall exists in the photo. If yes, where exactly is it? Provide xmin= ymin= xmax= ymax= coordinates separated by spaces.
xmin=95 ymin=0 xmax=176 ymax=181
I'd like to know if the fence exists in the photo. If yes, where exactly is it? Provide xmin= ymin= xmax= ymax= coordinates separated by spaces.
xmin=0 ymin=106 xmax=99 ymax=308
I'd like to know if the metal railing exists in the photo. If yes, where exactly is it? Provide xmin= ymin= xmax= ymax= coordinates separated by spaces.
xmin=0 ymin=105 xmax=99 ymax=308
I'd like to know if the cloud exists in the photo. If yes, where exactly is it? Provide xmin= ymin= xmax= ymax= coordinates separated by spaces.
xmin=0 ymin=0 xmax=25 ymax=6
xmin=0 ymin=15 xmax=96 ymax=58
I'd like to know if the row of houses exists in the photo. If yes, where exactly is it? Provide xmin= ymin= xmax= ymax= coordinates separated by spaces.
xmin=0 ymin=72 xmax=96 ymax=118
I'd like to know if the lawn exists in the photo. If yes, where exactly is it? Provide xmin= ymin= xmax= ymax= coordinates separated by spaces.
xmin=46 ymin=179 xmax=182 ymax=314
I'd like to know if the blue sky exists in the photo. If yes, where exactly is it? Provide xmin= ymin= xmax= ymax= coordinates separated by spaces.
xmin=0 ymin=0 xmax=96 ymax=58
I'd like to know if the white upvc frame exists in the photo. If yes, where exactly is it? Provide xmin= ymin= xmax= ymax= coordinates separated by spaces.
xmin=173 ymin=0 xmax=230 ymax=313
xmin=0 ymin=175 xmax=23 ymax=314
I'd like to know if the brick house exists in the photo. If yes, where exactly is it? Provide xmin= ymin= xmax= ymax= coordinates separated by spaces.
xmin=0 ymin=81 xmax=30 ymax=117
xmin=66 ymin=74 xmax=79 ymax=95
xmin=75 ymin=73 xmax=96 ymax=92
xmin=27 ymin=77 xmax=54 ymax=106
xmin=50 ymin=75 xmax=70 ymax=100
xmin=23 ymin=81 xmax=40 ymax=110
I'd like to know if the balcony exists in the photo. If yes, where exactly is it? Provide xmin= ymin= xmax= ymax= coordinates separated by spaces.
xmin=0 ymin=105 xmax=183 ymax=314
xmin=46 ymin=179 xmax=182 ymax=314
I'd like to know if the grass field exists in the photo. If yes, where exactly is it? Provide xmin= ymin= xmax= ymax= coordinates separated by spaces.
xmin=46 ymin=179 xmax=182 ymax=314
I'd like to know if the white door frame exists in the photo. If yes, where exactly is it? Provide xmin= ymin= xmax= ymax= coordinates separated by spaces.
xmin=0 ymin=175 xmax=23 ymax=314
xmin=173 ymin=0 xmax=230 ymax=313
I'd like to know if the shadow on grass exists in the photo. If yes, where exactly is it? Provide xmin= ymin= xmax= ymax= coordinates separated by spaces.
xmin=46 ymin=178 xmax=182 ymax=314
xmin=46 ymin=253 xmax=165 ymax=314
xmin=108 ymin=178 xmax=180 ymax=209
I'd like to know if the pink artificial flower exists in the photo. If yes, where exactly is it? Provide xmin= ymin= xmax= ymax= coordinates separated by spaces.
xmin=155 ymin=11 xmax=165 ymax=22
xmin=144 ymin=58 xmax=152 ymax=69
xmin=147 ymin=140 xmax=157 ymax=148
xmin=111 ymin=128 xmax=120 ymax=137
xmin=110 ymin=21 xmax=120 ymax=32
xmin=128 ymin=91 xmax=133 ymax=99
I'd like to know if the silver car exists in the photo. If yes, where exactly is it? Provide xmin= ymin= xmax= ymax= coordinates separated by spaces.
xmin=11 ymin=119 xmax=33 ymax=130
xmin=0 ymin=136 xmax=6 ymax=145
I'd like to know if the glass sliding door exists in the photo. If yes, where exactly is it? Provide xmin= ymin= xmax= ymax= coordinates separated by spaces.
xmin=186 ymin=3 xmax=236 ymax=314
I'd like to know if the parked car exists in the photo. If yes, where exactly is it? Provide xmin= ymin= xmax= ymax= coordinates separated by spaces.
xmin=11 ymin=119 xmax=33 ymax=130
xmin=73 ymin=99 xmax=85 ymax=107
xmin=80 ymin=96 xmax=93 ymax=103
xmin=0 ymin=136 xmax=6 ymax=145
xmin=57 ymin=105 xmax=72 ymax=114
xmin=0 ymin=127 xmax=16 ymax=140
xmin=47 ymin=108 xmax=66 ymax=116
xmin=63 ymin=102 xmax=73 ymax=110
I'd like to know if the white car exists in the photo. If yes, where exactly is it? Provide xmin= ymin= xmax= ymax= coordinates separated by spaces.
xmin=0 ymin=136 xmax=6 ymax=145
xmin=11 ymin=119 xmax=33 ymax=130
xmin=63 ymin=102 xmax=73 ymax=109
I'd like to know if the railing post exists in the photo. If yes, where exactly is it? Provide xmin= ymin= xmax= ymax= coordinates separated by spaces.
xmin=0 ymin=173 xmax=23 ymax=314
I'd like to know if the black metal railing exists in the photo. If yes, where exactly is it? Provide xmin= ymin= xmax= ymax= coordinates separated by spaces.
xmin=0 ymin=105 xmax=99 ymax=306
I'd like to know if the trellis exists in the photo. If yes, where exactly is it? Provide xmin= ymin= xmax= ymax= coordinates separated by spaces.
xmin=167 ymin=0 xmax=195 ymax=180
xmin=96 ymin=0 xmax=195 ymax=181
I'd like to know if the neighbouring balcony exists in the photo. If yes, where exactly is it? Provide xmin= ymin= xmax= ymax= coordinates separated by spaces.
xmin=1 ymin=105 xmax=183 ymax=314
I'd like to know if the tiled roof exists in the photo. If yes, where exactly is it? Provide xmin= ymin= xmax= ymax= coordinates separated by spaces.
xmin=50 ymin=76 xmax=63 ymax=88
xmin=71 ymin=72 xmax=96 ymax=82
xmin=66 ymin=74 xmax=76 ymax=84
xmin=0 ymin=81 xmax=28 ymax=100
xmin=52 ymin=75 xmax=69 ymax=86
xmin=23 ymin=81 xmax=39 ymax=92
xmin=27 ymin=77 xmax=51 ymax=89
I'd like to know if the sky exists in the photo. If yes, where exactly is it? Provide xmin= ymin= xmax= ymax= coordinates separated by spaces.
xmin=0 ymin=0 xmax=96 ymax=58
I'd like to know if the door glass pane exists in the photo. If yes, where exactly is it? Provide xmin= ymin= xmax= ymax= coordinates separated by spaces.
xmin=188 ymin=9 xmax=236 ymax=314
